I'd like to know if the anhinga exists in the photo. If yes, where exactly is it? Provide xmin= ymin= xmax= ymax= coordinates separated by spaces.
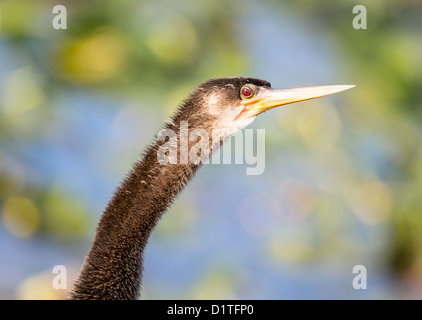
xmin=69 ymin=77 xmax=353 ymax=300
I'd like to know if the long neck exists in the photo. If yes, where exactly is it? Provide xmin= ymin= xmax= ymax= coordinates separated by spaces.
xmin=69 ymin=121 xmax=203 ymax=300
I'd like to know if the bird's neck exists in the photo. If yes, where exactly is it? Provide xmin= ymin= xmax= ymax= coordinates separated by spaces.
xmin=69 ymin=120 xmax=207 ymax=300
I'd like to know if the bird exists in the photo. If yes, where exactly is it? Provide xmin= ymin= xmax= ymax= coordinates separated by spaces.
xmin=68 ymin=76 xmax=353 ymax=300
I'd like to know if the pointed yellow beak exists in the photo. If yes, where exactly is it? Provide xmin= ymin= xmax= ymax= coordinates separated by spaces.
xmin=238 ymin=85 xmax=355 ymax=119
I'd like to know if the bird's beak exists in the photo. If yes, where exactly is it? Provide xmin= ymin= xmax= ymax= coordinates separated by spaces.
xmin=237 ymin=85 xmax=355 ymax=119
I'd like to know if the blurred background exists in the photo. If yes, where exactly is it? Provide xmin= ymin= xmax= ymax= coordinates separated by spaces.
xmin=0 ymin=0 xmax=421 ymax=299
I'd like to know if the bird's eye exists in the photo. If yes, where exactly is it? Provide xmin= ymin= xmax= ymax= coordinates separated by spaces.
xmin=241 ymin=86 xmax=254 ymax=99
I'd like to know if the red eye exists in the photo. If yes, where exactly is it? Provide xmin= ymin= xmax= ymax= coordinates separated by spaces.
xmin=241 ymin=86 xmax=253 ymax=98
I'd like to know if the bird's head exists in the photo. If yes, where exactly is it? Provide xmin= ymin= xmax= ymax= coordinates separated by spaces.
xmin=175 ymin=76 xmax=354 ymax=138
